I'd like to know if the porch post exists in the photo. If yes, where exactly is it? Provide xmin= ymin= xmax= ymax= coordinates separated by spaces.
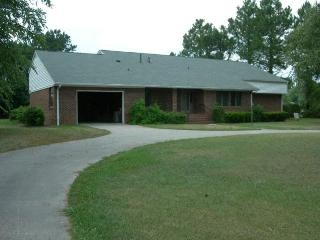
xmin=172 ymin=88 xmax=177 ymax=112
xmin=250 ymin=91 xmax=253 ymax=123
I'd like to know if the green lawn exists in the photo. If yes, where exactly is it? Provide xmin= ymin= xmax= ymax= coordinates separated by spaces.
xmin=0 ymin=119 xmax=109 ymax=153
xmin=145 ymin=118 xmax=320 ymax=131
xmin=67 ymin=133 xmax=320 ymax=240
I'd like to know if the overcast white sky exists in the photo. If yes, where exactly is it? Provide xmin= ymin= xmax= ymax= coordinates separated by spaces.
xmin=43 ymin=0 xmax=315 ymax=55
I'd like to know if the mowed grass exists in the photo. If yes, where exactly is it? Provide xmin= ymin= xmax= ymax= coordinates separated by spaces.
xmin=145 ymin=118 xmax=320 ymax=131
xmin=67 ymin=133 xmax=320 ymax=240
xmin=0 ymin=119 xmax=109 ymax=153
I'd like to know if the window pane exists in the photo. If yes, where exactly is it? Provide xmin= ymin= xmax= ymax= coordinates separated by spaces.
xmin=231 ymin=92 xmax=241 ymax=106
xmin=222 ymin=93 xmax=229 ymax=106
xmin=217 ymin=92 xmax=229 ymax=106
xmin=236 ymin=93 xmax=241 ymax=106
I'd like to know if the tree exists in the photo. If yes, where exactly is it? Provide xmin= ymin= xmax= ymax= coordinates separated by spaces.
xmin=228 ymin=0 xmax=294 ymax=74
xmin=228 ymin=0 xmax=261 ymax=64
xmin=0 ymin=0 xmax=51 ymax=116
xmin=257 ymin=0 xmax=294 ymax=74
xmin=286 ymin=2 xmax=320 ymax=115
xmin=34 ymin=29 xmax=77 ymax=52
xmin=181 ymin=19 xmax=234 ymax=60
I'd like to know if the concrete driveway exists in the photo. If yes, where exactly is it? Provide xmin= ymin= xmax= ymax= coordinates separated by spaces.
xmin=0 ymin=124 xmax=318 ymax=240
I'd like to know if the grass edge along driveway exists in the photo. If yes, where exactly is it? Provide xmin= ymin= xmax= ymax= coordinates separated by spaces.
xmin=67 ymin=133 xmax=320 ymax=240
xmin=0 ymin=119 xmax=109 ymax=153
xmin=144 ymin=118 xmax=320 ymax=131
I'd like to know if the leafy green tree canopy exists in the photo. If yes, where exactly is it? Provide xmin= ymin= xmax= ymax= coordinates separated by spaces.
xmin=181 ymin=19 xmax=234 ymax=60
xmin=0 ymin=0 xmax=51 ymax=116
xmin=286 ymin=2 xmax=320 ymax=114
xmin=287 ymin=2 xmax=320 ymax=80
xmin=228 ymin=0 xmax=294 ymax=74
xmin=34 ymin=29 xmax=77 ymax=52
xmin=228 ymin=0 xmax=261 ymax=64
xmin=257 ymin=0 xmax=294 ymax=74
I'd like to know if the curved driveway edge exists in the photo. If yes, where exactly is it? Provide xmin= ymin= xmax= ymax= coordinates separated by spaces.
xmin=0 ymin=124 xmax=319 ymax=240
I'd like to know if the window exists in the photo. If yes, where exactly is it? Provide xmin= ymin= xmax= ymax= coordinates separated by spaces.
xmin=231 ymin=92 xmax=241 ymax=106
xmin=49 ymin=87 xmax=54 ymax=108
xmin=216 ymin=92 xmax=230 ymax=106
xmin=216 ymin=91 xmax=242 ymax=107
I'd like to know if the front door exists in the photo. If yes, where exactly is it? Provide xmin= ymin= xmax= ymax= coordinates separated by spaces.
xmin=181 ymin=91 xmax=192 ymax=112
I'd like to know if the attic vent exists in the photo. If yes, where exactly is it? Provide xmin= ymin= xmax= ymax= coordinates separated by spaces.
xmin=116 ymin=59 xmax=121 ymax=63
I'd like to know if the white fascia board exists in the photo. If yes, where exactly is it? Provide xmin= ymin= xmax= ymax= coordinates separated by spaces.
xmin=29 ymin=52 xmax=55 ymax=93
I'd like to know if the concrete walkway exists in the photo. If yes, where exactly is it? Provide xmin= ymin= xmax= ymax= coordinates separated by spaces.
xmin=0 ymin=124 xmax=319 ymax=240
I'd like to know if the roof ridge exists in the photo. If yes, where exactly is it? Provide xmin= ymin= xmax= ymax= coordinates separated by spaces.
xmin=98 ymin=49 xmax=253 ymax=66
xmin=35 ymin=50 xmax=98 ymax=56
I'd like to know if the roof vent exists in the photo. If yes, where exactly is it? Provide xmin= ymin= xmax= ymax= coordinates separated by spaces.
xmin=139 ymin=53 xmax=142 ymax=63
xmin=116 ymin=59 xmax=121 ymax=63
xmin=147 ymin=56 xmax=151 ymax=63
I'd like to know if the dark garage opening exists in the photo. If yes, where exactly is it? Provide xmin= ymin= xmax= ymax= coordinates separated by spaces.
xmin=78 ymin=92 xmax=122 ymax=123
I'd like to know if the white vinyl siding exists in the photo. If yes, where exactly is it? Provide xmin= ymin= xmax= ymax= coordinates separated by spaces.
xmin=29 ymin=53 xmax=55 ymax=93
xmin=247 ymin=81 xmax=287 ymax=94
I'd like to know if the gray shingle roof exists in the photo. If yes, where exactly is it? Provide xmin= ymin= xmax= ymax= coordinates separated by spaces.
xmin=35 ymin=50 xmax=286 ymax=91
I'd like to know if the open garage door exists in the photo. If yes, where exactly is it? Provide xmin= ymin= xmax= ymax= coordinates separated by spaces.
xmin=77 ymin=91 xmax=123 ymax=123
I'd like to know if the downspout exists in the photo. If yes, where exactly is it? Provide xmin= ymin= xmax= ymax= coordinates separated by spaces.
xmin=56 ymin=85 xmax=61 ymax=126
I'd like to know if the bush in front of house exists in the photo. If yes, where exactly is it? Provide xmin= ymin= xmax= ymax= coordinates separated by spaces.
xmin=283 ymin=103 xmax=301 ymax=116
xmin=212 ymin=105 xmax=225 ymax=123
xmin=224 ymin=112 xmax=251 ymax=123
xmin=164 ymin=112 xmax=186 ymax=124
xmin=262 ymin=112 xmax=290 ymax=122
xmin=9 ymin=106 xmax=28 ymax=122
xmin=129 ymin=99 xmax=146 ymax=124
xmin=129 ymin=99 xmax=186 ymax=124
xmin=23 ymin=106 xmax=45 ymax=126
xmin=9 ymin=106 xmax=45 ymax=126
xmin=252 ymin=105 xmax=264 ymax=122
xmin=142 ymin=104 xmax=165 ymax=124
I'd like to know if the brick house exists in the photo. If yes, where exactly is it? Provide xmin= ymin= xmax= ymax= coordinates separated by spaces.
xmin=29 ymin=50 xmax=287 ymax=125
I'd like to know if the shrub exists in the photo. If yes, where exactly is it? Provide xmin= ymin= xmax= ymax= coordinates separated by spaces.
xmin=283 ymin=103 xmax=301 ymax=116
xmin=224 ymin=112 xmax=251 ymax=123
xmin=262 ymin=112 xmax=290 ymax=122
xmin=23 ymin=106 xmax=45 ymax=126
xmin=212 ymin=105 xmax=225 ymax=123
xmin=129 ymin=99 xmax=146 ymax=124
xmin=252 ymin=105 xmax=264 ymax=122
xmin=129 ymin=99 xmax=186 ymax=124
xmin=142 ymin=104 xmax=164 ymax=124
xmin=164 ymin=112 xmax=186 ymax=124
xmin=224 ymin=111 xmax=289 ymax=123
xmin=9 ymin=106 xmax=28 ymax=122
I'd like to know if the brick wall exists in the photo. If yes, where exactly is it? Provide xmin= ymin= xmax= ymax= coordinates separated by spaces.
xmin=30 ymin=88 xmax=56 ymax=125
xmin=60 ymin=87 xmax=77 ymax=124
xmin=59 ymin=87 xmax=145 ymax=124
xmin=31 ymin=87 xmax=282 ymax=125
xmin=123 ymin=88 xmax=145 ymax=123
xmin=253 ymin=94 xmax=282 ymax=111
